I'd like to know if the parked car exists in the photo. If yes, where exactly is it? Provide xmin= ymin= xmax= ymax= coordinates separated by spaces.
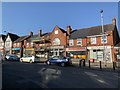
xmin=5 ymin=54 xmax=20 ymax=61
xmin=20 ymin=55 xmax=40 ymax=63
xmin=46 ymin=56 xmax=72 ymax=67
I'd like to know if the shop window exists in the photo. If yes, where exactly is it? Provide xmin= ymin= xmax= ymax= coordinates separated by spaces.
xmin=52 ymin=38 xmax=60 ymax=45
xmin=77 ymin=38 xmax=82 ymax=45
xmin=101 ymin=36 xmax=107 ymax=43
xmin=91 ymin=37 xmax=96 ymax=44
xmin=69 ymin=39 xmax=74 ymax=46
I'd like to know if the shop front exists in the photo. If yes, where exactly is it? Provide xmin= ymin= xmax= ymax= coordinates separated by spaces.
xmin=49 ymin=46 xmax=65 ymax=57
xmin=87 ymin=46 xmax=112 ymax=62
xmin=35 ymin=46 xmax=48 ymax=59
xmin=66 ymin=47 xmax=86 ymax=59
xmin=12 ymin=48 xmax=20 ymax=57
xmin=25 ymin=48 xmax=35 ymax=56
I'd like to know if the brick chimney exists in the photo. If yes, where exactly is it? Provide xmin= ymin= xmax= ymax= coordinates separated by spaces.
xmin=29 ymin=32 xmax=33 ymax=36
xmin=112 ymin=17 xmax=116 ymax=25
xmin=38 ymin=30 xmax=42 ymax=37
xmin=66 ymin=26 xmax=72 ymax=35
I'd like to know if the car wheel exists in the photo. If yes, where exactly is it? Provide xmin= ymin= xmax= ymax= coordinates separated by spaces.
xmin=46 ymin=61 xmax=50 ymax=65
xmin=29 ymin=60 xmax=33 ymax=63
xmin=61 ymin=63 xmax=65 ymax=67
xmin=20 ymin=59 xmax=23 ymax=62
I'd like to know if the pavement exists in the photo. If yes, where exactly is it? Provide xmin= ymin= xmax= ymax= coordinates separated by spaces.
xmin=71 ymin=59 xmax=119 ymax=71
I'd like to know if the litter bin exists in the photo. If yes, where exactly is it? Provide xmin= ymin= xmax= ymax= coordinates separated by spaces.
xmin=79 ymin=59 xmax=85 ymax=67
xmin=90 ymin=58 xmax=94 ymax=63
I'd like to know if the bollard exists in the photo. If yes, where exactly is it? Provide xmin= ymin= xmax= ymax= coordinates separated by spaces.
xmin=79 ymin=60 xmax=81 ymax=67
xmin=89 ymin=60 xmax=90 ymax=68
xmin=83 ymin=59 xmax=85 ymax=67
xmin=113 ymin=62 xmax=115 ymax=70
xmin=100 ymin=61 xmax=102 ymax=69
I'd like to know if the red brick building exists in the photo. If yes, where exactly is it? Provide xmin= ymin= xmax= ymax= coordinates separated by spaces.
xmin=49 ymin=25 xmax=69 ymax=57
xmin=67 ymin=18 xmax=120 ymax=62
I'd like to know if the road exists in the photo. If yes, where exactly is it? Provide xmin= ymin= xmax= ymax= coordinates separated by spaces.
xmin=2 ymin=61 xmax=119 ymax=89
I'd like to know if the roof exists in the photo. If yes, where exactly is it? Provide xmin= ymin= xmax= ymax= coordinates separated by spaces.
xmin=27 ymin=35 xmax=38 ymax=42
xmin=59 ymin=27 xmax=68 ymax=35
xmin=14 ymin=35 xmax=29 ymax=43
xmin=70 ymin=24 xmax=115 ymax=39
xmin=7 ymin=33 xmax=20 ymax=42
xmin=27 ymin=32 xmax=51 ymax=42
xmin=0 ymin=34 xmax=6 ymax=42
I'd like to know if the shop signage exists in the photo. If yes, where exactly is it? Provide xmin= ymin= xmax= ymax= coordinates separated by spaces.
xmin=26 ymin=48 xmax=34 ymax=50
xmin=66 ymin=47 xmax=86 ymax=51
xmin=50 ymin=46 xmax=64 ymax=49
xmin=12 ymin=48 xmax=20 ymax=50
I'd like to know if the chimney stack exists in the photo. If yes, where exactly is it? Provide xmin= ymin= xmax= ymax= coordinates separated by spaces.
xmin=112 ymin=17 xmax=116 ymax=25
xmin=29 ymin=32 xmax=33 ymax=36
xmin=66 ymin=26 xmax=72 ymax=35
xmin=38 ymin=30 xmax=42 ymax=37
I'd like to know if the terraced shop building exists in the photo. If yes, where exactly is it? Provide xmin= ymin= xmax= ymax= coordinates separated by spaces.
xmin=67 ymin=18 xmax=120 ymax=62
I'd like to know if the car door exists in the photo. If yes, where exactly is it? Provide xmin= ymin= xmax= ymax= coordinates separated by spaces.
xmin=23 ymin=56 xmax=28 ymax=62
xmin=50 ymin=56 xmax=59 ymax=63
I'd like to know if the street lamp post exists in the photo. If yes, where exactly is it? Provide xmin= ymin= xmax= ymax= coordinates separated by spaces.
xmin=100 ymin=10 xmax=106 ymax=67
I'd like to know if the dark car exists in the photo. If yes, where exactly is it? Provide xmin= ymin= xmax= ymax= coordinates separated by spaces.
xmin=5 ymin=54 xmax=20 ymax=61
xmin=46 ymin=56 xmax=72 ymax=66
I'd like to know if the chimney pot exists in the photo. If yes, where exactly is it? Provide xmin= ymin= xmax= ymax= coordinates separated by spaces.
xmin=38 ymin=30 xmax=42 ymax=37
xmin=112 ymin=17 xmax=116 ymax=25
xmin=67 ymin=26 xmax=72 ymax=35
xmin=29 ymin=32 xmax=33 ymax=36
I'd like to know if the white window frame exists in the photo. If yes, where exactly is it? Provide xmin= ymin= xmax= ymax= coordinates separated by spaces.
xmin=17 ymin=43 xmax=20 ymax=47
xmin=26 ymin=42 xmax=29 ymax=47
xmin=6 ymin=41 xmax=10 ymax=47
xmin=55 ymin=30 xmax=58 ymax=34
xmin=14 ymin=43 xmax=16 ymax=47
xmin=101 ymin=36 xmax=107 ymax=43
xmin=91 ymin=37 xmax=96 ymax=44
xmin=52 ymin=38 xmax=60 ymax=45
xmin=69 ymin=39 xmax=74 ymax=46
xmin=77 ymin=38 xmax=82 ymax=45
xmin=0 ymin=42 xmax=2 ymax=47
xmin=31 ymin=42 xmax=34 ymax=47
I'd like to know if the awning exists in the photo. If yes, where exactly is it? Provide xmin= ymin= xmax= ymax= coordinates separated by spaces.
xmin=12 ymin=48 xmax=20 ymax=50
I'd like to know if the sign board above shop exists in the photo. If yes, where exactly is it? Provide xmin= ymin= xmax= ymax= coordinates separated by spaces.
xmin=66 ymin=47 xmax=86 ymax=51
xmin=50 ymin=46 xmax=64 ymax=49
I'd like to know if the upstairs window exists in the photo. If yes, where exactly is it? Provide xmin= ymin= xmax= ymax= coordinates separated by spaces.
xmin=6 ymin=41 xmax=10 ymax=47
xmin=77 ymin=38 xmax=82 ymax=45
xmin=0 ymin=43 xmax=2 ymax=47
xmin=26 ymin=42 xmax=29 ymax=47
xmin=17 ymin=43 xmax=20 ymax=47
xmin=101 ymin=36 xmax=107 ymax=43
xmin=14 ymin=43 xmax=16 ymax=47
xmin=31 ymin=42 xmax=34 ymax=48
xmin=52 ymin=38 xmax=60 ymax=45
xmin=91 ymin=37 xmax=96 ymax=44
xmin=69 ymin=39 xmax=74 ymax=46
